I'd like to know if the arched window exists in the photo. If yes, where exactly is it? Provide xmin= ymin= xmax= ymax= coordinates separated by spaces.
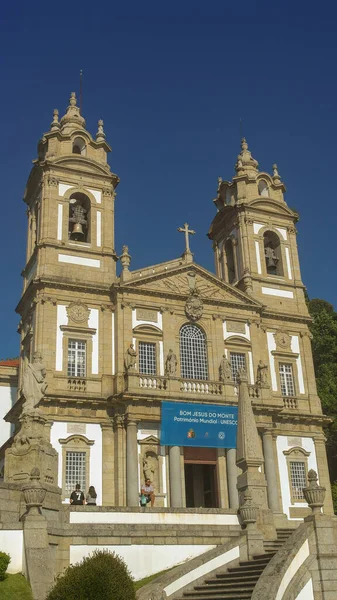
xmin=263 ymin=230 xmax=283 ymax=276
xmin=180 ymin=324 xmax=208 ymax=380
xmin=224 ymin=239 xmax=236 ymax=284
xmin=68 ymin=192 xmax=91 ymax=242
xmin=258 ymin=180 xmax=269 ymax=197
xmin=72 ymin=137 xmax=86 ymax=155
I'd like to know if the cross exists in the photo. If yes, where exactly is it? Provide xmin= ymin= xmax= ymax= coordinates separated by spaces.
xmin=177 ymin=223 xmax=195 ymax=253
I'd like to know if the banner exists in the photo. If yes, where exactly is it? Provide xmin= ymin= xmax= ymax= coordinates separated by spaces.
xmin=160 ymin=401 xmax=238 ymax=448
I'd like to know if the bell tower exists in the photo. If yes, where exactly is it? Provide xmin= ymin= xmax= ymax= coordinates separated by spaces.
xmin=208 ymin=138 xmax=307 ymax=316
xmin=17 ymin=93 xmax=119 ymax=385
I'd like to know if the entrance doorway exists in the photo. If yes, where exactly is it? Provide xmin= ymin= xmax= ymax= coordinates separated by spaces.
xmin=184 ymin=447 xmax=219 ymax=508
xmin=184 ymin=463 xmax=218 ymax=508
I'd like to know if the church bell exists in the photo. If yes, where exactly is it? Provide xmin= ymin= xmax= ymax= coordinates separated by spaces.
xmin=71 ymin=222 xmax=85 ymax=241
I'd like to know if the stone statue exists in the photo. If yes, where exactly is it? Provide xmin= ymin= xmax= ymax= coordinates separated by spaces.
xmin=256 ymin=360 xmax=268 ymax=386
xmin=22 ymin=352 xmax=47 ymax=411
xmin=165 ymin=349 xmax=177 ymax=377
xmin=143 ymin=454 xmax=156 ymax=481
xmin=124 ymin=343 xmax=137 ymax=371
xmin=264 ymin=245 xmax=278 ymax=268
xmin=219 ymin=354 xmax=232 ymax=381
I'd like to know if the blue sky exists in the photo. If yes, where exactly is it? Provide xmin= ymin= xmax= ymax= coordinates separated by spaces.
xmin=1 ymin=1 xmax=336 ymax=358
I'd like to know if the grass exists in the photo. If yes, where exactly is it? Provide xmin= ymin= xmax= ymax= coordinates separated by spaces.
xmin=134 ymin=568 xmax=173 ymax=591
xmin=0 ymin=573 xmax=33 ymax=599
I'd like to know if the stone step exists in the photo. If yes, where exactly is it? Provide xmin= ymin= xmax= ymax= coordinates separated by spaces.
xmin=193 ymin=583 xmax=256 ymax=592
xmin=207 ymin=574 xmax=261 ymax=583
xmin=181 ymin=593 xmax=252 ymax=599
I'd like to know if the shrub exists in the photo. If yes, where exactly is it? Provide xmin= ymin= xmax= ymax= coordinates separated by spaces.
xmin=0 ymin=551 xmax=11 ymax=581
xmin=46 ymin=549 xmax=135 ymax=600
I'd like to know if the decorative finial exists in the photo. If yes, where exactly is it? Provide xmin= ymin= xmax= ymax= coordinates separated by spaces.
xmin=70 ymin=92 xmax=77 ymax=106
xmin=235 ymin=137 xmax=258 ymax=175
xmin=120 ymin=245 xmax=131 ymax=271
xmin=272 ymin=163 xmax=281 ymax=183
xmin=217 ymin=176 xmax=223 ymax=193
xmin=51 ymin=109 xmax=59 ymax=130
xmin=96 ymin=119 xmax=106 ymax=141
xmin=241 ymin=137 xmax=248 ymax=151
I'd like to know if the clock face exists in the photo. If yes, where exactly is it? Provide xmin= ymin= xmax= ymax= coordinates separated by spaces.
xmin=68 ymin=303 xmax=88 ymax=323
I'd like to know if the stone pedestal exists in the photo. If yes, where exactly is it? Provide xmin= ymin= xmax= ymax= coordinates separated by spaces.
xmin=169 ymin=446 xmax=183 ymax=507
xmin=126 ymin=417 xmax=139 ymax=507
xmin=4 ymin=408 xmax=58 ymax=486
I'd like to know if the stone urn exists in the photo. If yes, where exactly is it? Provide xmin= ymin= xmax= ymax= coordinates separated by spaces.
xmin=303 ymin=469 xmax=326 ymax=515
xmin=22 ymin=467 xmax=47 ymax=516
xmin=239 ymin=489 xmax=258 ymax=529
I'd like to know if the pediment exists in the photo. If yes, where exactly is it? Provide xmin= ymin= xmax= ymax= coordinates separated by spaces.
xmin=248 ymin=198 xmax=295 ymax=217
xmin=52 ymin=156 xmax=112 ymax=177
xmin=122 ymin=264 xmax=261 ymax=307
xmin=138 ymin=435 xmax=160 ymax=445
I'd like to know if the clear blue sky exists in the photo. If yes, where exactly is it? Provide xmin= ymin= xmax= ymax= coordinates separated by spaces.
xmin=1 ymin=1 xmax=336 ymax=358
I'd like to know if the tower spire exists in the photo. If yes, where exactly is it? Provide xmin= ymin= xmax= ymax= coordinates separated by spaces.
xmin=235 ymin=137 xmax=259 ymax=176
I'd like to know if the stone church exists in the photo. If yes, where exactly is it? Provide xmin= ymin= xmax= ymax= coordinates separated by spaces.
xmin=0 ymin=92 xmax=335 ymax=600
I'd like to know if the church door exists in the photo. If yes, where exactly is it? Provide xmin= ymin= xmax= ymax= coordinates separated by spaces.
xmin=184 ymin=447 xmax=218 ymax=508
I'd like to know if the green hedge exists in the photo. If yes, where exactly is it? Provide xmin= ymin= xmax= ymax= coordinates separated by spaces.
xmin=0 ymin=552 xmax=11 ymax=581
xmin=46 ymin=550 xmax=135 ymax=600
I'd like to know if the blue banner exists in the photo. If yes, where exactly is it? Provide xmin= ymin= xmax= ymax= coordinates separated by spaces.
xmin=160 ymin=401 xmax=238 ymax=448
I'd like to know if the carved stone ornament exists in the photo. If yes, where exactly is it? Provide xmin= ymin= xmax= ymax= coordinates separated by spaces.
xmin=185 ymin=291 xmax=203 ymax=321
xmin=274 ymin=330 xmax=292 ymax=351
xmin=303 ymin=469 xmax=326 ymax=514
xmin=67 ymin=302 xmax=90 ymax=324
xmin=48 ymin=176 xmax=58 ymax=186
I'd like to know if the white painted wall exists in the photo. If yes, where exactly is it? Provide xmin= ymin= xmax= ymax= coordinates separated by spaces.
xmin=276 ymin=436 xmax=318 ymax=520
xmin=275 ymin=540 xmax=310 ymax=600
xmin=50 ymin=422 xmax=102 ymax=505
xmin=164 ymin=546 xmax=240 ymax=597
xmin=0 ymin=385 xmax=17 ymax=446
xmin=285 ymin=247 xmax=292 ymax=279
xmin=70 ymin=512 xmax=239 ymax=526
xmin=255 ymin=241 xmax=262 ymax=274
xmin=267 ymin=332 xmax=277 ymax=391
xmin=0 ymin=530 xmax=23 ymax=573
xmin=132 ymin=309 xmax=163 ymax=330
xmin=291 ymin=335 xmax=305 ymax=394
xmin=87 ymin=188 xmax=102 ymax=203
xmin=295 ymin=578 xmax=314 ymax=600
xmin=55 ymin=305 xmax=67 ymax=371
xmin=57 ymin=203 xmax=63 ymax=241
xmin=88 ymin=309 xmax=99 ymax=375
xmin=70 ymin=544 xmax=217 ymax=580
xmin=58 ymin=254 xmax=100 ymax=268
xmin=253 ymin=222 xmax=264 ymax=235
xmin=96 ymin=211 xmax=101 ymax=247
xmin=111 ymin=312 xmax=115 ymax=375
xmin=223 ymin=321 xmax=250 ymax=341
xmin=262 ymin=287 xmax=294 ymax=299
xmin=275 ymin=227 xmax=287 ymax=241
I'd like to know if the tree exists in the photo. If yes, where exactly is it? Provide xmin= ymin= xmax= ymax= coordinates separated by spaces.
xmin=308 ymin=298 xmax=337 ymax=482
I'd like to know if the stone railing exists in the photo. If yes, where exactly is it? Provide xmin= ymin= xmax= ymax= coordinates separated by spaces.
xmin=283 ymin=396 xmax=298 ymax=409
xmin=248 ymin=385 xmax=259 ymax=399
xmin=67 ymin=378 xmax=87 ymax=392
xmin=179 ymin=380 xmax=223 ymax=395
xmin=139 ymin=376 xmax=167 ymax=390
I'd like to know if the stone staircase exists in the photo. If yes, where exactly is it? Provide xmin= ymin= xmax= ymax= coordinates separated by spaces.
xmin=176 ymin=529 xmax=293 ymax=600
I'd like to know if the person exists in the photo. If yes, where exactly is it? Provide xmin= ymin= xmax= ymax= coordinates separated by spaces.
xmin=70 ymin=483 xmax=85 ymax=505
xmin=140 ymin=479 xmax=155 ymax=507
xmin=86 ymin=485 xmax=97 ymax=506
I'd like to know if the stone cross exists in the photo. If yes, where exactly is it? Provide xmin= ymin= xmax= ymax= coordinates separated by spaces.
xmin=177 ymin=223 xmax=195 ymax=253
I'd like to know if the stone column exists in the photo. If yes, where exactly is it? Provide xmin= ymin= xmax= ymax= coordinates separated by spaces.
xmin=226 ymin=448 xmax=239 ymax=510
xmin=101 ymin=422 xmax=115 ymax=506
xmin=169 ymin=446 xmax=183 ymax=507
xmin=262 ymin=430 xmax=280 ymax=512
xmin=126 ymin=417 xmax=139 ymax=507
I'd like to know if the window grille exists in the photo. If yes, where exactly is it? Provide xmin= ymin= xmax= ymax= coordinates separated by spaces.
xmin=290 ymin=461 xmax=306 ymax=500
xmin=279 ymin=363 xmax=295 ymax=396
xmin=180 ymin=324 xmax=208 ymax=380
xmin=67 ymin=339 xmax=86 ymax=377
xmin=65 ymin=451 xmax=86 ymax=495
xmin=230 ymin=352 xmax=246 ymax=383
xmin=139 ymin=342 xmax=156 ymax=375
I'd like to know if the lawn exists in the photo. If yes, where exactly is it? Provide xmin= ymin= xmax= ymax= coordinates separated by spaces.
xmin=134 ymin=568 xmax=173 ymax=591
xmin=0 ymin=573 xmax=33 ymax=599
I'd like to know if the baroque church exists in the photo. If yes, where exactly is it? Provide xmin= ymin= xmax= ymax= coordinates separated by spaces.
xmin=0 ymin=92 xmax=335 ymax=600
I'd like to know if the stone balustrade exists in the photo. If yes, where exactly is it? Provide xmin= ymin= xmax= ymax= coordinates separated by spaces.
xmin=283 ymin=396 xmax=298 ymax=409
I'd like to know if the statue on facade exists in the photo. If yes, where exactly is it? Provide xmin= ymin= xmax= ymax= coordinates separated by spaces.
xmin=256 ymin=360 xmax=268 ymax=386
xmin=219 ymin=354 xmax=232 ymax=382
xmin=264 ymin=245 xmax=278 ymax=268
xmin=124 ymin=343 xmax=137 ymax=371
xmin=165 ymin=349 xmax=177 ymax=377
xmin=22 ymin=352 xmax=48 ymax=411
xmin=143 ymin=454 xmax=156 ymax=481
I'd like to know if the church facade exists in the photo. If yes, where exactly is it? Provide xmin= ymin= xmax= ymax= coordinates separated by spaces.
xmin=0 ymin=92 xmax=333 ymax=521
